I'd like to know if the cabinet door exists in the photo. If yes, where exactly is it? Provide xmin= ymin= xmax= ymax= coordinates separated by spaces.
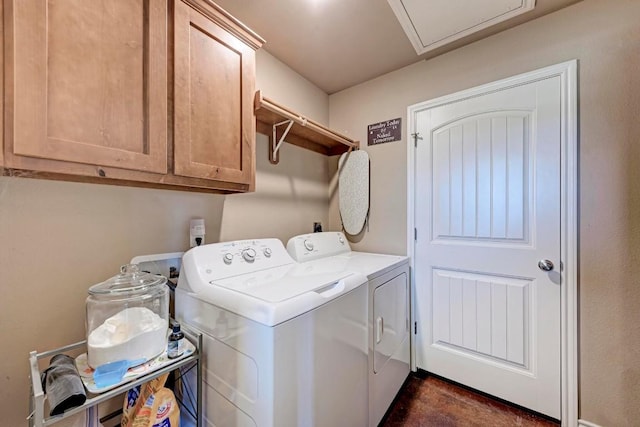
xmin=174 ymin=0 xmax=256 ymax=186
xmin=9 ymin=0 xmax=168 ymax=173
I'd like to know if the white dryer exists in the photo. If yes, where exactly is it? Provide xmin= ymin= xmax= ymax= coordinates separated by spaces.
xmin=175 ymin=238 xmax=369 ymax=427
xmin=287 ymin=232 xmax=411 ymax=427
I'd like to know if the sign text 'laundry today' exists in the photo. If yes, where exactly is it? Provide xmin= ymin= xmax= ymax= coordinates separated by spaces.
xmin=367 ymin=118 xmax=402 ymax=146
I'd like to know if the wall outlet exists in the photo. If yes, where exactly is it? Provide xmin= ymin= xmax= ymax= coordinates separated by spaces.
xmin=190 ymin=218 xmax=205 ymax=247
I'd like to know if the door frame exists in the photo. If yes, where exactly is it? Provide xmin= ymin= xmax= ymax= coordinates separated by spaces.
xmin=406 ymin=60 xmax=578 ymax=425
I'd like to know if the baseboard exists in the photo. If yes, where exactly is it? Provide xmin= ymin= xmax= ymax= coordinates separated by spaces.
xmin=578 ymin=419 xmax=602 ymax=427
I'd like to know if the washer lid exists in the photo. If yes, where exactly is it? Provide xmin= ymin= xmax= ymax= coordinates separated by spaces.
xmin=191 ymin=266 xmax=367 ymax=326
xmin=213 ymin=263 xmax=355 ymax=303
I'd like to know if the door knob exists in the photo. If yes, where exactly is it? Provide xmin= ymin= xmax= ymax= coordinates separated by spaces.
xmin=538 ymin=259 xmax=554 ymax=271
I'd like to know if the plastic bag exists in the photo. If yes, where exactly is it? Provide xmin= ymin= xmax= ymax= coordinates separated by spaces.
xmin=138 ymin=388 xmax=180 ymax=427
xmin=121 ymin=373 xmax=179 ymax=427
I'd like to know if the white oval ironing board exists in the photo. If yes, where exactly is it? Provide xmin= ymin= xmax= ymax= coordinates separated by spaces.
xmin=338 ymin=150 xmax=370 ymax=235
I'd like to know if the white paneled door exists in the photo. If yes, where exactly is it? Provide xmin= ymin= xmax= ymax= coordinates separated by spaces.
xmin=413 ymin=76 xmax=561 ymax=419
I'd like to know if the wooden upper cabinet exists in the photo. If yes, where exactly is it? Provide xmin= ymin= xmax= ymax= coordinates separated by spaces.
xmin=174 ymin=0 xmax=260 ymax=186
xmin=3 ymin=0 xmax=263 ymax=192
xmin=8 ymin=0 xmax=168 ymax=173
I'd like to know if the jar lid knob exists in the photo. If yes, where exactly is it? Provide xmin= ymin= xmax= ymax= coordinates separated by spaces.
xmin=120 ymin=264 xmax=140 ymax=274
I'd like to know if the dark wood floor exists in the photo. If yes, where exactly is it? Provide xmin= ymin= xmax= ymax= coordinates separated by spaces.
xmin=382 ymin=374 xmax=560 ymax=427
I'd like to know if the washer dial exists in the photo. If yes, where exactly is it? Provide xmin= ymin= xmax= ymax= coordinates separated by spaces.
xmin=223 ymin=253 xmax=234 ymax=265
xmin=304 ymin=240 xmax=314 ymax=251
xmin=242 ymin=248 xmax=257 ymax=262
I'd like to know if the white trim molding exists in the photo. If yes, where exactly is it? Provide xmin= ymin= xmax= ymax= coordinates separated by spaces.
xmin=406 ymin=60 xmax=579 ymax=426
xmin=578 ymin=420 xmax=603 ymax=427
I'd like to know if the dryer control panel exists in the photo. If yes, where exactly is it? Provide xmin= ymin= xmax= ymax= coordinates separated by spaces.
xmin=286 ymin=232 xmax=351 ymax=262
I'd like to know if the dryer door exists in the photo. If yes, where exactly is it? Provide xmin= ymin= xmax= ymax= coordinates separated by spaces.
xmin=373 ymin=272 xmax=409 ymax=373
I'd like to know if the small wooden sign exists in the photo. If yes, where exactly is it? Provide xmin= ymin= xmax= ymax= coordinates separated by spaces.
xmin=367 ymin=118 xmax=402 ymax=146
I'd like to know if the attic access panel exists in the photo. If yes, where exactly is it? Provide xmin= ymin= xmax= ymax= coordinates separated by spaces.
xmin=388 ymin=0 xmax=536 ymax=54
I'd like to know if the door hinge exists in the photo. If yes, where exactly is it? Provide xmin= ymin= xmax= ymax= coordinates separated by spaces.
xmin=414 ymin=228 xmax=417 ymax=241
xmin=414 ymin=321 xmax=417 ymax=334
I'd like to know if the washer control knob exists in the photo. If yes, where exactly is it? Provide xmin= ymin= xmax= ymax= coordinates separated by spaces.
xmin=223 ymin=253 xmax=234 ymax=265
xmin=263 ymin=248 xmax=272 ymax=258
xmin=304 ymin=239 xmax=314 ymax=251
xmin=339 ymin=236 xmax=345 ymax=244
xmin=242 ymin=248 xmax=257 ymax=262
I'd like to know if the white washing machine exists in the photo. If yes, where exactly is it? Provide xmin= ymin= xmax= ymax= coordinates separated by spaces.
xmin=287 ymin=232 xmax=411 ymax=427
xmin=175 ymin=238 xmax=369 ymax=427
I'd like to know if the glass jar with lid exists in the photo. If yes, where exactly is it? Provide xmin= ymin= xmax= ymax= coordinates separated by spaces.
xmin=86 ymin=264 xmax=169 ymax=368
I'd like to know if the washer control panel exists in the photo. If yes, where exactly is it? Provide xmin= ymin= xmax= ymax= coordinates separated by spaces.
xmin=218 ymin=240 xmax=282 ymax=267
xmin=286 ymin=232 xmax=351 ymax=262
xmin=183 ymin=238 xmax=294 ymax=282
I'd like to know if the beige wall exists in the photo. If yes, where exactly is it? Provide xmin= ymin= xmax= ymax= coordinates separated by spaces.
xmin=220 ymin=49 xmax=331 ymax=243
xmin=0 ymin=50 xmax=329 ymax=426
xmin=329 ymin=0 xmax=640 ymax=425
xmin=255 ymin=49 xmax=329 ymax=124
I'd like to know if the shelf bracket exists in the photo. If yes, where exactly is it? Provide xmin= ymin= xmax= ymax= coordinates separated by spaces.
xmin=270 ymin=119 xmax=295 ymax=164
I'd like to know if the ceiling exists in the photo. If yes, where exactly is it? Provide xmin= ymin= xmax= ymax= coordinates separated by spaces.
xmin=213 ymin=0 xmax=582 ymax=94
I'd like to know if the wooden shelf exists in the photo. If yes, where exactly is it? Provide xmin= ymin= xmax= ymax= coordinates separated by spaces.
xmin=254 ymin=91 xmax=359 ymax=163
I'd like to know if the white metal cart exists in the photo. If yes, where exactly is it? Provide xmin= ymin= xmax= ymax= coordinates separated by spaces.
xmin=28 ymin=325 xmax=202 ymax=426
